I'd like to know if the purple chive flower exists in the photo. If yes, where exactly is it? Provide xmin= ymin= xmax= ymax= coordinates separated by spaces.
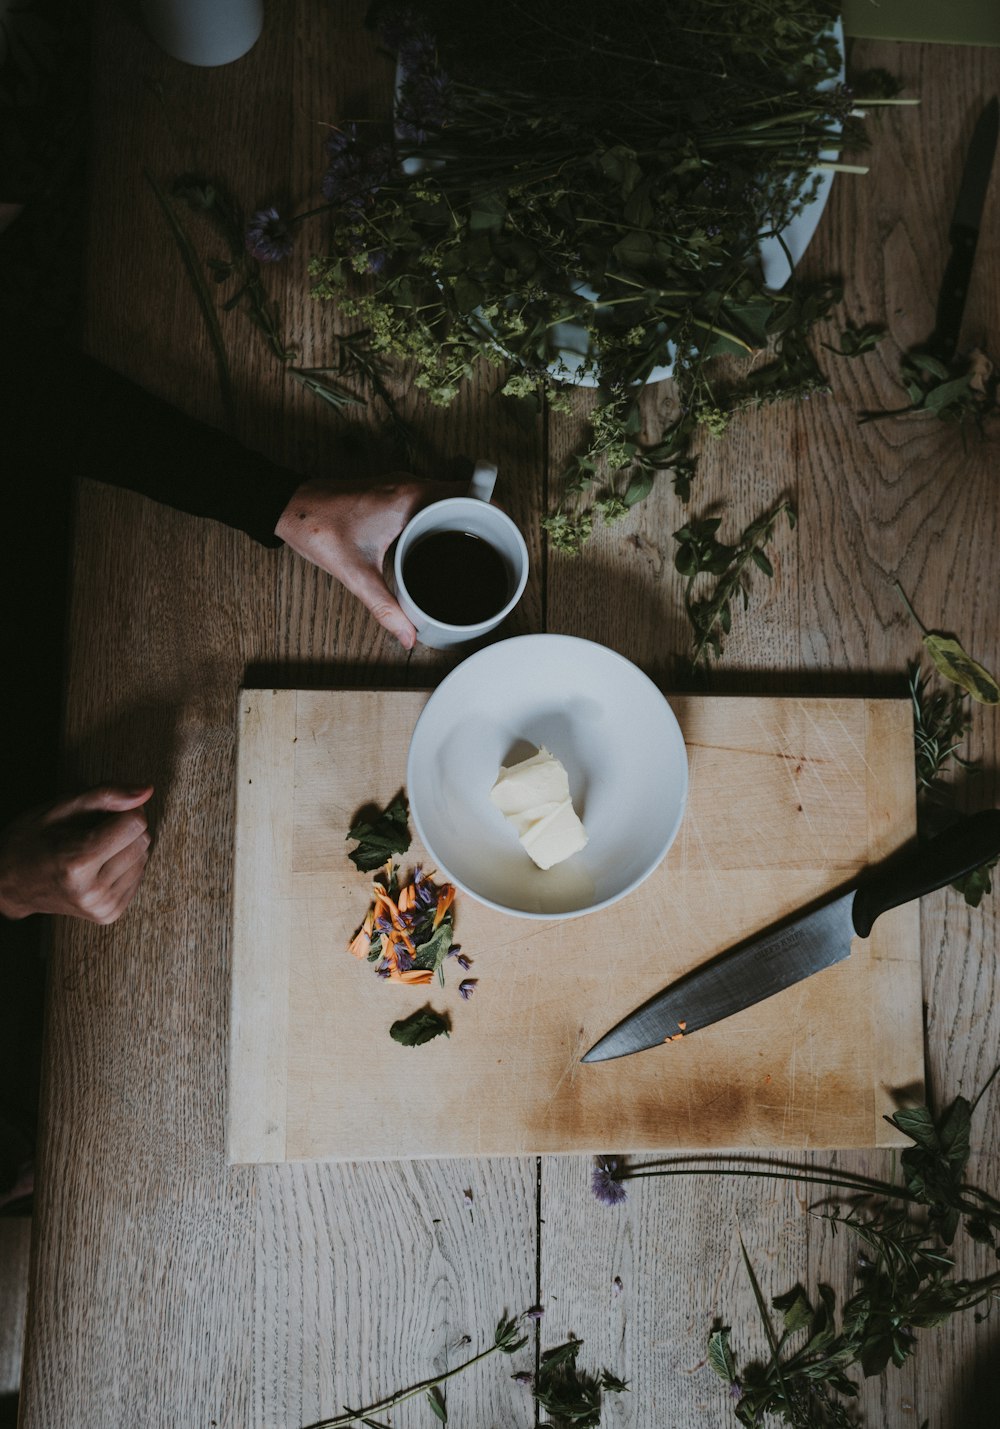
xmin=512 ymin=1371 xmax=533 ymax=1386
xmin=729 ymin=1381 xmax=743 ymax=1402
xmin=376 ymin=963 xmax=392 ymax=979
xmin=525 ymin=1305 xmax=544 ymax=1321
xmin=396 ymin=948 xmax=415 ymax=972
xmin=612 ymin=1276 xmax=623 ymax=1298
xmin=458 ymin=979 xmax=477 ymax=1000
xmin=245 ymin=207 xmax=294 ymax=263
xmin=322 ymin=132 xmax=394 ymax=213
xmin=462 ymin=1188 xmax=473 ymax=1207
xmin=454 ymin=953 xmax=471 ymax=971
xmin=591 ymin=1157 xmax=628 ymax=1207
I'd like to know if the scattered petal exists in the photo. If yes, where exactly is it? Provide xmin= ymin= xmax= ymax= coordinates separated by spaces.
xmin=512 ymin=1371 xmax=533 ymax=1386
xmin=462 ymin=1189 xmax=473 ymax=1207
xmin=525 ymin=1304 xmax=544 ymax=1320
xmin=612 ymin=1276 xmax=623 ymax=1297
xmin=458 ymin=979 xmax=477 ymax=1000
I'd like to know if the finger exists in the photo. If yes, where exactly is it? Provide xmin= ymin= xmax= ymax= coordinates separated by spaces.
xmin=45 ymin=784 xmax=154 ymax=824
xmin=339 ymin=564 xmax=419 ymax=650
xmin=74 ymin=809 xmax=151 ymax=870
xmin=93 ymin=864 xmax=147 ymax=925
xmin=98 ymin=830 xmax=151 ymax=887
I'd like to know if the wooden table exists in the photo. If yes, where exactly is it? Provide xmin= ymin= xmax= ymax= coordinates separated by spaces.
xmin=19 ymin=5 xmax=1000 ymax=1425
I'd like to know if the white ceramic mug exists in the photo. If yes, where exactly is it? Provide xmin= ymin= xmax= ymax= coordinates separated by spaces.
xmin=393 ymin=462 xmax=529 ymax=650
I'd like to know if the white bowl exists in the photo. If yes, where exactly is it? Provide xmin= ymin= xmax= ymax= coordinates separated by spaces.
xmin=407 ymin=635 xmax=688 ymax=919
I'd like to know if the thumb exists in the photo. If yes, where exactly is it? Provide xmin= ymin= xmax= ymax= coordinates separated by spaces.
xmin=47 ymin=784 xmax=155 ymax=822
xmin=346 ymin=566 xmax=418 ymax=650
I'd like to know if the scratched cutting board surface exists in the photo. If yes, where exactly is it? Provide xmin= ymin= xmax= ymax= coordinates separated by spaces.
xmin=227 ymin=691 xmax=922 ymax=1164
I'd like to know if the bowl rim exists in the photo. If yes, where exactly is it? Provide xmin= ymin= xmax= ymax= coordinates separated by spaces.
xmin=406 ymin=633 xmax=689 ymax=920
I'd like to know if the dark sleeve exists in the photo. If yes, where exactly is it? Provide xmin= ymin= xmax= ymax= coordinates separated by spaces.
xmin=1 ymin=343 xmax=302 ymax=547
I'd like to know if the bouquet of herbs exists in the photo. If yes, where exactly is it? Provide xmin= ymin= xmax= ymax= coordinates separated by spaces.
xmin=308 ymin=0 xmax=898 ymax=546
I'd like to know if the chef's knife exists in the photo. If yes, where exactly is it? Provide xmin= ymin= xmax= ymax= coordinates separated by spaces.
xmin=929 ymin=97 xmax=998 ymax=365
xmin=581 ymin=809 xmax=1000 ymax=1064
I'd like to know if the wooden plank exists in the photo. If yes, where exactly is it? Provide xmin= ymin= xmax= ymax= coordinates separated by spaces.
xmin=0 ymin=1218 xmax=30 ymax=1397
xmin=228 ymin=691 xmax=297 ymax=1163
xmin=229 ymin=690 xmax=922 ymax=1161
xmin=253 ymin=1159 xmax=538 ymax=1426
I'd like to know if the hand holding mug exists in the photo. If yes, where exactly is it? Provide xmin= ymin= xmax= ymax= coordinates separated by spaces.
xmin=392 ymin=461 xmax=529 ymax=649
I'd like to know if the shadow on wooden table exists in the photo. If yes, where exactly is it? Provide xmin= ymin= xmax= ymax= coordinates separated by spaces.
xmin=61 ymin=695 xmax=187 ymax=847
xmin=952 ymin=1325 xmax=1000 ymax=1427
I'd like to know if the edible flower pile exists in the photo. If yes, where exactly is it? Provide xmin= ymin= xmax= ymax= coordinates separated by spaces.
xmin=348 ymin=862 xmax=469 ymax=989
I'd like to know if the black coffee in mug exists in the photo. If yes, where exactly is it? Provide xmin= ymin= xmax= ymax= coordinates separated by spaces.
xmin=402 ymin=529 xmax=510 ymax=625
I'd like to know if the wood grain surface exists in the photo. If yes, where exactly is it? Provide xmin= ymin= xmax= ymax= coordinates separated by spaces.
xmin=228 ymin=690 xmax=921 ymax=1161
xmin=17 ymin=5 xmax=1000 ymax=1427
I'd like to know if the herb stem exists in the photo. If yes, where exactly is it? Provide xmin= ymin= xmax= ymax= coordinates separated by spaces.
xmin=620 ymin=1162 xmax=923 ymax=1204
xmin=303 ymin=1337 xmax=510 ymax=1428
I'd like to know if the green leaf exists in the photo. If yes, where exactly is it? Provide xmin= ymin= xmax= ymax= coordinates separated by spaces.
xmin=623 ymin=469 xmax=654 ymax=507
xmin=706 ymin=1328 xmax=736 ymax=1382
xmin=772 ymin=1286 xmax=812 ymax=1335
xmin=389 ymin=1008 xmax=450 ymax=1047
xmin=469 ymin=190 xmax=506 ymax=232
xmin=922 ymin=634 xmax=1000 ymax=704
xmin=411 ymin=919 xmax=454 ymax=975
xmin=347 ymin=794 xmax=411 ymax=872
xmin=426 ymin=1386 xmax=447 ymax=1422
xmin=937 ymin=1095 xmax=972 ymax=1170
xmin=889 ymin=1105 xmax=939 ymax=1151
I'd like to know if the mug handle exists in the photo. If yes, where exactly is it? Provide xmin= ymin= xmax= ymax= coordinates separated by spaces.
xmin=468 ymin=460 xmax=498 ymax=502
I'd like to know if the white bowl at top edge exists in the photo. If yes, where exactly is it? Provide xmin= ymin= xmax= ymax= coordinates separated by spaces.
xmin=406 ymin=634 xmax=688 ymax=919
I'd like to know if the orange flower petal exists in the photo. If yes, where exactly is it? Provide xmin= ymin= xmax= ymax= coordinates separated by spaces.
xmin=432 ymin=884 xmax=455 ymax=929
xmin=389 ymin=968 xmax=434 ymax=984
xmin=347 ymin=928 xmax=371 ymax=960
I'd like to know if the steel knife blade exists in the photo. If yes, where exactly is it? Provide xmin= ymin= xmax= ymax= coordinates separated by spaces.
xmin=930 ymin=97 xmax=998 ymax=364
xmin=581 ymin=808 xmax=1000 ymax=1064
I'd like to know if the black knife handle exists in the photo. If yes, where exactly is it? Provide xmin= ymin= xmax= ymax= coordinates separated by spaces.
xmin=932 ymin=224 xmax=979 ymax=364
xmin=852 ymin=809 xmax=1000 ymax=938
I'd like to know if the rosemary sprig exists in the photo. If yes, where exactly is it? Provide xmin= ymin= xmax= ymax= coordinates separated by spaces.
xmin=673 ymin=500 xmax=796 ymax=664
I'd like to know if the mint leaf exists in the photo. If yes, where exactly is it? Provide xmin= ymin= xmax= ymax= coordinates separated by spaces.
xmin=347 ymin=793 xmax=410 ymax=872
xmin=389 ymin=1008 xmax=450 ymax=1047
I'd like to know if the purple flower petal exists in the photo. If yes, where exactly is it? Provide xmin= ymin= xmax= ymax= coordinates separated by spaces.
xmin=458 ymin=979 xmax=477 ymax=1000
xmin=525 ymin=1304 xmax=544 ymax=1320
xmin=245 ymin=206 xmax=294 ymax=263
xmin=591 ymin=1157 xmax=628 ymax=1207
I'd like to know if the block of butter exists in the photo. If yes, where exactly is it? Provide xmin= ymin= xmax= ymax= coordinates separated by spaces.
xmin=489 ymin=746 xmax=588 ymax=870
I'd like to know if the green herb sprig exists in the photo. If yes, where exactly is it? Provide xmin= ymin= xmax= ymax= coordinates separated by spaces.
xmin=673 ymin=500 xmax=796 ymax=664
xmin=863 ymin=347 xmax=998 ymax=426
xmin=299 ymin=1317 xmax=624 ymax=1428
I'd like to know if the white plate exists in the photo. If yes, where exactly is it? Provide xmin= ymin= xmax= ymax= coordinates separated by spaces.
xmin=407 ymin=634 xmax=688 ymax=919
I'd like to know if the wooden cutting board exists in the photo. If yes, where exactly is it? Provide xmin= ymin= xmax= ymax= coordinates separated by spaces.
xmin=227 ymin=691 xmax=922 ymax=1163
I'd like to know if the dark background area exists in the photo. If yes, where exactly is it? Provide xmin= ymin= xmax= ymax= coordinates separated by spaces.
xmin=0 ymin=0 xmax=89 ymax=1213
